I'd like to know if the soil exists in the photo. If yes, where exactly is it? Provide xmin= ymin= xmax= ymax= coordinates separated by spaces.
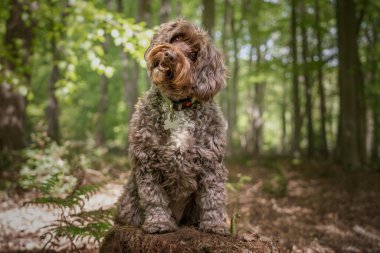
xmin=1 ymin=159 xmax=379 ymax=252
xmin=100 ymin=226 xmax=280 ymax=253
xmin=226 ymin=159 xmax=380 ymax=253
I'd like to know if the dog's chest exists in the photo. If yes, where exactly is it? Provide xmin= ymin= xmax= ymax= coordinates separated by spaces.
xmin=162 ymin=105 xmax=198 ymax=150
xmin=158 ymin=104 xmax=202 ymax=199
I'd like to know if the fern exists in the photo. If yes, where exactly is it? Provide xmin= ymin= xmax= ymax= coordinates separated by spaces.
xmin=24 ymin=171 xmax=114 ymax=251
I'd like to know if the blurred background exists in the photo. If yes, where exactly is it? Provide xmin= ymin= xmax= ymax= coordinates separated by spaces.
xmin=1 ymin=0 xmax=380 ymax=252
xmin=1 ymin=0 xmax=380 ymax=167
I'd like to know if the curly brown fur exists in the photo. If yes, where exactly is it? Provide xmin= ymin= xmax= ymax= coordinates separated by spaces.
xmin=114 ymin=19 xmax=228 ymax=235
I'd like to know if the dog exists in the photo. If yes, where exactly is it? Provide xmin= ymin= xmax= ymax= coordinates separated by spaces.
xmin=114 ymin=19 xmax=228 ymax=235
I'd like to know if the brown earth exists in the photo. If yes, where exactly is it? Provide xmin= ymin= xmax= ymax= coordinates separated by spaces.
xmin=1 ymin=159 xmax=379 ymax=252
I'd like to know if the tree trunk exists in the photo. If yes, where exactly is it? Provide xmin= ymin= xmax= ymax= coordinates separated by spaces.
xmin=229 ymin=4 xmax=240 ymax=150
xmin=96 ymin=0 xmax=111 ymax=147
xmin=314 ymin=0 xmax=328 ymax=157
xmin=124 ymin=0 xmax=151 ymax=137
xmin=0 ymin=0 xmax=33 ymax=150
xmin=336 ymin=0 xmax=366 ymax=169
xmin=46 ymin=34 xmax=60 ymax=143
xmin=159 ymin=0 xmax=170 ymax=23
xmin=202 ymin=0 xmax=215 ymax=39
xmin=220 ymin=0 xmax=231 ymax=133
xmin=0 ymin=84 xmax=26 ymax=150
xmin=363 ymin=12 xmax=379 ymax=165
xmin=290 ymin=0 xmax=301 ymax=157
xmin=252 ymin=46 xmax=265 ymax=156
xmin=300 ymin=0 xmax=314 ymax=158
xmin=175 ymin=1 xmax=182 ymax=17
xmin=281 ymin=73 xmax=288 ymax=154
xmin=116 ymin=0 xmax=132 ymax=146
xmin=100 ymin=226 xmax=280 ymax=253
xmin=45 ymin=1 xmax=69 ymax=144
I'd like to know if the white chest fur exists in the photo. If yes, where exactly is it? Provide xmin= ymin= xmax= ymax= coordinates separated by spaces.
xmin=162 ymin=105 xmax=196 ymax=150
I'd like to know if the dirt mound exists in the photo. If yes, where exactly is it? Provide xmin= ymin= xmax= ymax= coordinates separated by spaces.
xmin=100 ymin=225 xmax=281 ymax=253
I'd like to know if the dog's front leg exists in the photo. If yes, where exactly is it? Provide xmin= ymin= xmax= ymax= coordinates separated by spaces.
xmin=135 ymin=166 xmax=177 ymax=233
xmin=198 ymin=164 xmax=229 ymax=235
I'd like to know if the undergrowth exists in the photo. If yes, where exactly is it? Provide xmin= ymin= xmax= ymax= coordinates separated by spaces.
xmin=24 ymin=169 xmax=115 ymax=252
xmin=20 ymin=132 xmax=115 ymax=252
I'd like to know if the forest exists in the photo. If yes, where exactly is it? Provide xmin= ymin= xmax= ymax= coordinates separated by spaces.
xmin=0 ymin=0 xmax=380 ymax=252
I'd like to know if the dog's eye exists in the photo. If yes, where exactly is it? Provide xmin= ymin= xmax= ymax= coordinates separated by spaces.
xmin=170 ymin=34 xmax=183 ymax=43
xmin=188 ymin=52 xmax=197 ymax=62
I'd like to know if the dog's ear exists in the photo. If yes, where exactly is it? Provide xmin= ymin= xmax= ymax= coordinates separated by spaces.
xmin=192 ymin=42 xmax=226 ymax=101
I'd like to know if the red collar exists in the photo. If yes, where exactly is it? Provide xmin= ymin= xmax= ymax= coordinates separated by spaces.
xmin=170 ymin=97 xmax=194 ymax=111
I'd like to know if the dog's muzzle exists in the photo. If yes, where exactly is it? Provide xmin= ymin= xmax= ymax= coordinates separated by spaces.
xmin=152 ymin=49 xmax=176 ymax=81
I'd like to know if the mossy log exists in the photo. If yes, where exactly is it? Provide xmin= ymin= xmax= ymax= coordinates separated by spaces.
xmin=100 ymin=225 xmax=281 ymax=253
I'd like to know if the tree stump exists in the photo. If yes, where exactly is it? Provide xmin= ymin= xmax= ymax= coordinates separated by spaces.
xmin=100 ymin=225 xmax=281 ymax=253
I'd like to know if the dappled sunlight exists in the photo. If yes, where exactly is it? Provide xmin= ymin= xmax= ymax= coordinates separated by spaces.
xmin=270 ymin=199 xmax=312 ymax=215
xmin=226 ymin=160 xmax=380 ymax=252
xmin=1 ymin=0 xmax=380 ymax=251
xmin=0 ymin=183 xmax=124 ymax=252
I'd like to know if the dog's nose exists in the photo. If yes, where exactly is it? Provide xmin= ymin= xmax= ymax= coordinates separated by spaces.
xmin=164 ymin=51 xmax=176 ymax=62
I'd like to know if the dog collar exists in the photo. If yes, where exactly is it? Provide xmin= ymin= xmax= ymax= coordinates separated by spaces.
xmin=170 ymin=97 xmax=195 ymax=111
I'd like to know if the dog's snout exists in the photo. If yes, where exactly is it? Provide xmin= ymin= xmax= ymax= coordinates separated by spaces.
xmin=164 ymin=51 xmax=176 ymax=62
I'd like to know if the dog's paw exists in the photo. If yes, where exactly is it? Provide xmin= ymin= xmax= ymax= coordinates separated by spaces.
xmin=199 ymin=221 xmax=229 ymax=235
xmin=142 ymin=217 xmax=177 ymax=234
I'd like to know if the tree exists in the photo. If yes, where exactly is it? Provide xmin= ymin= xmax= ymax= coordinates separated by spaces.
xmin=126 ymin=0 xmax=151 ymax=125
xmin=46 ymin=33 xmax=60 ymax=143
xmin=0 ymin=0 xmax=34 ymax=150
xmin=290 ymin=0 xmax=301 ymax=157
xmin=96 ymin=0 xmax=111 ymax=147
xmin=300 ymin=0 xmax=314 ymax=158
xmin=314 ymin=0 xmax=328 ymax=157
xmin=160 ymin=0 xmax=170 ymax=23
xmin=229 ymin=1 xmax=241 ymax=150
xmin=45 ymin=1 xmax=70 ymax=144
xmin=336 ymin=0 xmax=366 ymax=169
xmin=202 ymin=0 xmax=215 ymax=39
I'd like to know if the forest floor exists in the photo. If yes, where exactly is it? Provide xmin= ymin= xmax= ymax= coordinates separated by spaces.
xmin=1 ymin=156 xmax=380 ymax=252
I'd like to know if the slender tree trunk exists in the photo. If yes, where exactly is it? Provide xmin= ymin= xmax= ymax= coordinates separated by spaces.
xmin=45 ymin=1 xmax=69 ymax=144
xmin=125 ymin=0 xmax=151 ymax=126
xmin=363 ymin=15 xmax=379 ymax=165
xmin=281 ymin=73 xmax=288 ymax=154
xmin=96 ymin=0 xmax=111 ymax=147
xmin=290 ymin=0 xmax=301 ymax=157
xmin=220 ymin=0 xmax=231 ymax=126
xmin=229 ymin=4 xmax=240 ymax=150
xmin=252 ymin=46 xmax=265 ymax=155
xmin=369 ymin=29 xmax=379 ymax=164
xmin=46 ymin=34 xmax=60 ymax=143
xmin=97 ymin=70 xmax=108 ymax=146
xmin=336 ymin=0 xmax=366 ymax=169
xmin=300 ymin=0 xmax=314 ymax=158
xmin=116 ymin=0 xmax=132 ymax=146
xmin=0 ymin=0 xmax=33 ymax=150
xmin=314 ymin=0 xmax=328 ymax=157
xmin=160 ymin=0 xmax=170 ymax=23
xmin=175 ymin=1 xmax=182 ymax=17
xmin=202 ymin=0 xmax=215 ymax=39
xmin=0 ymin=84 xmax=26 ymax=150
xmin=372 ymin=111 xmax=380 ymax=165
xmin=96 ymin=36 xmax=109 ymax=147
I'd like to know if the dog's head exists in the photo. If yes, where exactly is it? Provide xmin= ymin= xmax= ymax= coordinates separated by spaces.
xmin=145 ymin=19 xmax=226 ymax=101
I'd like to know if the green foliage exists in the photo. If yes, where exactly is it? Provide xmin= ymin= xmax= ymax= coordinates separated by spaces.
xmin=229 ymin=212 xmax=241 ymax=236
xmin=24 ymin=164 xmax=114 ymax=250
xmin=227 ymin=173 xmax=252 ymax=210
xmin=17 ymin=131 xmax=114 ymax=250
xmin=19 ymin=134 xmax=76 ymax=195
xmin=262 ymin=169 xmax=288 ymax=197
xmin=227 ymin=173 xmax=252 ymax=193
